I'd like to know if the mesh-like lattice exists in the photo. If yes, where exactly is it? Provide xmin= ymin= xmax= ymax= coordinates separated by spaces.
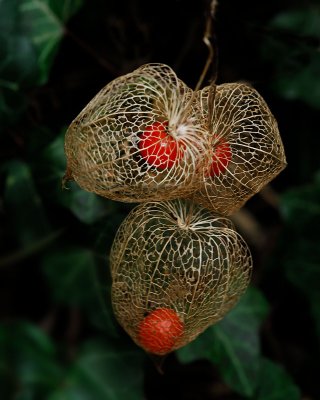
xmin=191 ymin=83 xmax=287 ymax=215
xmin=110 ymin=199 xmax=252 ymax=354
xmin=64 ymin=63 xmax=211 ymax=203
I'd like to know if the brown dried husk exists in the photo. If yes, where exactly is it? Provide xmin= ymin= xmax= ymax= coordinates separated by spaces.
xmin=110 ymin=199 xmax=252 ymax=354
xmin=64 ymin=63 xmax=211 ymax=203
xmin=192 ymin=83 xmax=287 ymax=215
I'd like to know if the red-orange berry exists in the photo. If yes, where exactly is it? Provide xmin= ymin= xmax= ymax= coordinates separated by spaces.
xmin=138 ymin=308 xmax=184 ymax=355
xmin=207 ymin=137 xmax=232 ymax=176
xmin=139 ymin=121 xmax=185 ymax=170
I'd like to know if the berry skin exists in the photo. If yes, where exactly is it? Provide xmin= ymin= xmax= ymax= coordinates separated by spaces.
xmin=139 ymin=121 xmax=185 ymax=170
xmin=138 ymin=308 xmax=184 ymax=355
xmin=207 ymin=137 xmax=232 ymax=176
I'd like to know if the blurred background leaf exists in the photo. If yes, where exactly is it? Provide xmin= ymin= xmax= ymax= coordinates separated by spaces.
xmin=0 ymin=160 xmax=63 ymax=269
xmin=0 ymin=0 xmax=82 ymax=126
xmin=280 ymin=173 xmax=320 ymax=341
xmin=0 ymin=0 xmax=38 ymax=125
xmin=262 ymin=6 xmax=320 ymax=108
xmin=256 ymin=358 xmax=300 ymax=399
xmin=39 ymin=133 xmax=115 ymax=224
xmin=0 ymin=322 xmax=64 ymax=399
xmin=178 ymin=287 xmax=270 ymax=397
xmin=19 ymin=0 xmax=84 ymax=85
xmin=3 ymin=160 xmax=51 ymax=246
xmin=48 ymin=339 xmax=144 ymax=400
xmin=41 ymin=246 xmax=118 ymax=336
xmin=0 ymin=323 xmax=145 ymax=400
xmin=178 ymin=288 xmax=301 ymax=398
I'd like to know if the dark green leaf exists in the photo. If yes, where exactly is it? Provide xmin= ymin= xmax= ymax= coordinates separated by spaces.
xmin=285 ymin=242 xmax=320 ymax=294
xmin=0 ymin=0 xmax=35 ymax=125
xmin=280 ymin=177 xmax=320 ymax=230
xmin=19 ymin=0 xmax=84 ymax=84
xmin=0 ymin=87 xmax=27 ymax=126
xmin=0 ymin=322 xmax=63 ymax=398
xmin=310 ymin=298 xmax=320 ymax=340
xmin=0 ymin=229 xmax=63 ymax=269
xmin=0 ymin=0 xmax=84 ymax=124
xmin=0 ymin=35 xmax=38 ymax=86
xmin=256 ymin=358 xmax=301 ymax=400
xmin=178 ymin=286 xmax=269 ymax=397
xmin=48 ymin=339 xmax=144 ymax=400
xmin=272 ymin=54 xmax=320 ymax=109
xmin=42 ymin=248 xmax=98 ymax=305
xmin=41 ymin=133 xmax=114 ymax=224
xmin=270 ymin=8 xmax=320 ymax=39
xmin=0 ymin=0 xmax=38 ymax=85
xmin=262 ymin=6 xmax=320 ymax=108
xmin=3 ymin=160 xmax=51 ymax=247
xmin=47 ymin=0 xmax=84 ymax=21
xmin=0 ymin=0 xmax=18 ymax=32
xmin=42 ymin=247 xmax=118 ymax=337
xmin=68 ymin=186 xmax=114 ymax=224
xmin=280 ymin=174 xmax=320 ymax=341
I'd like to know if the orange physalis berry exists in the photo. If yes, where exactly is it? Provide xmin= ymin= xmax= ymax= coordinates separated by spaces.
xmin=139 ymin=121 xmax=185 ymax=170
xmin=207 ymin=137 xmax=232 ymax=176
xmin=138 ymin=308 xmax=184 ymax=355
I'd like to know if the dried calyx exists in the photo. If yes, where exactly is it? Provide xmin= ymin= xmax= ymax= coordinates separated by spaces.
xmin=64 ymin=64 xmax=210 ymax=203
xmin=110 ymin=199 xmax=252 ymax=355
xmin=193 ymin=83 xmax=287 ymax=215
xmin=64 ymin=63 xmax=286 ymax=214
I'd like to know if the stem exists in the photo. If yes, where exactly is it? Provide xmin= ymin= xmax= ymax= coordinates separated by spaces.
xmin=179 ymin=0 xmax=218 ymax=125
xmin=230 ymin=209 xmax=266 ymax=249
xmin=149 ymin=354 xmax=167 ymax=374
xmin=194 ymin=0 xmax=219 ymax=91
xmin=259 ymin=184 xmax=280 ymax=209
xmin=0 ymin=229 xmax=64 ymax=269
xmin=183 ymin=1 xmax=219 ymax=222
xmin=62 ymin=166 xmax=74 ymax=189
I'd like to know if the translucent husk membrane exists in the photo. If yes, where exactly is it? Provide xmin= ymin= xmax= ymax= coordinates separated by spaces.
xmin=110 ymin=199 xmax=252 ymax=354
xmin=192 ymin=83 xmax=287 ymax=215
xmin=64 ymin=63 xmax=211 ymax=202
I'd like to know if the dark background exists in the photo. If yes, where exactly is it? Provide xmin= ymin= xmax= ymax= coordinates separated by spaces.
xmin=1 ymin=0 xmax=320 ymax=399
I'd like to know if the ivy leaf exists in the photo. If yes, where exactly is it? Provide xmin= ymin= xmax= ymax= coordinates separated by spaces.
xmin=42 ymin=248 xmax=97 ymax=305
xmin=256 ymin=358 xmax=301 ymax=399
xmin=67 ymin=182 xmax=114 ymax=224
xmin=0 ymin=322 xmax=64 ymax=399
xmin=262 ymin=6 xmax=320 ymax=108
xmin=0 ymin=35 xmax=38 ymax=89
xmin=42 ymin=247 xmax=118 ymax=337
xmin=280 ymin=174 xmax=320 ymax=229
xmin=0 ymin=0 xmax=38 ymax=125
xmin=270 ymin=8 xmax=320 ymax=38
xmin=19 ymin=0 xmax=84 ymax=84
xmin=48 ymin=339 xmax=144 ymax=400
xmin=3 ymin=160 xmax=51 ymax=247
xmin=40 ymin=133 xmax=114 ymax=224
xmin=272 ymin=54 xmax=320 ymax=109
xmin=0 ymin=0 xmax=83 ymax=124
xmin=178 ymin=286 xmax=269 ymax=397
xmin=280 ymin=173 xmax=320 ymax=341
